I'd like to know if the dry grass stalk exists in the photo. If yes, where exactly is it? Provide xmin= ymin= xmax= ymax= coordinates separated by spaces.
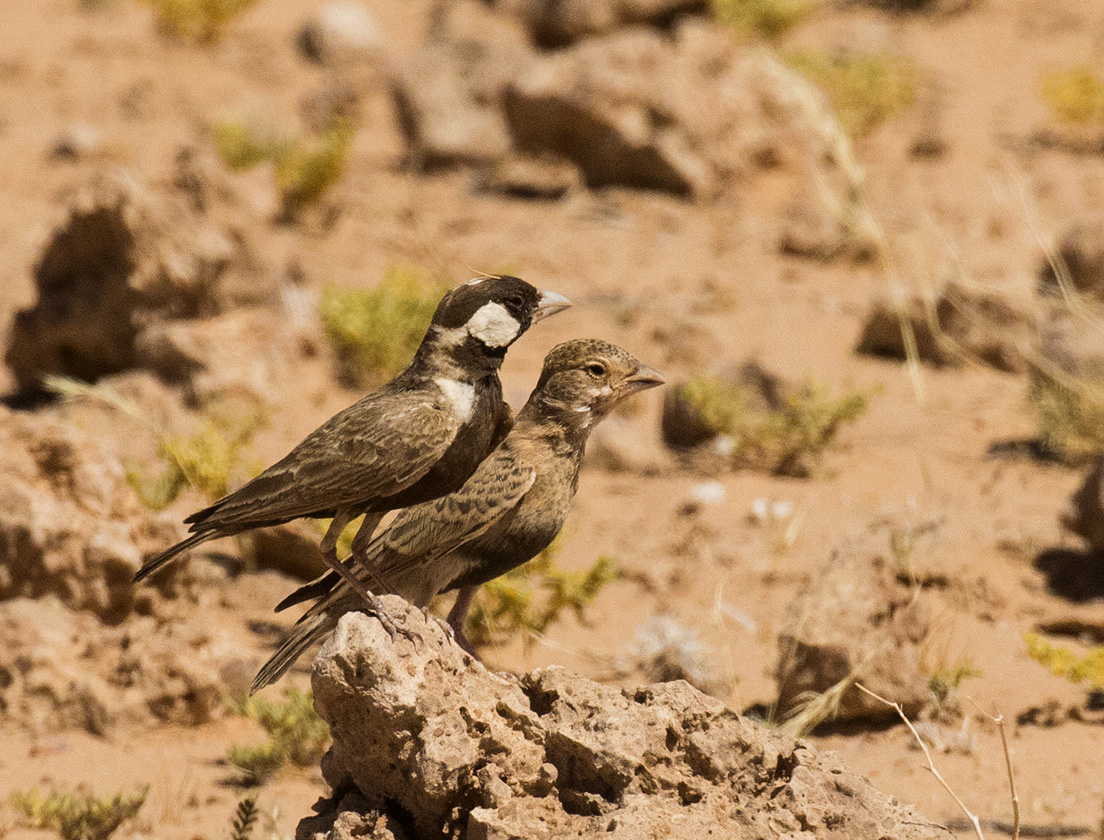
xmin=967 ymin=697 xmax=1019 ymax=840
xmin=855 ymin=682 xmax=984 ymax=840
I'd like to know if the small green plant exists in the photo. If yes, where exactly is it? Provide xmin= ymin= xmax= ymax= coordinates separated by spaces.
xmin=229 ymin=796 xmax=259 ymax=840
xmin=1040 ymin=65 xmax=1104 ymax=128
xmin=466 ymin=541 xmax=619 ymax=649
xmin=141 ymin=0 xmax=259 ymax=43
xmin=127 ymin=408 xmax=269 ymax=509
xmin=11 ymin=786 xmax=148 ymax=840
xmin=211 ymin=121 xmax=283 ymax=170
xmin=1025 ymin=633 xmax=1104 ymax=690
xmin=927 ymin=658 xmax=982 ymax=715
xmin=209 ymin=118 xmax=354 ymax=219
xmin=41 ymin=375 xmax=268 ymax=510
xmin=680 ymin=374 xmax=873 ymax=477
xmin=1029 ymin=369 xmax=1104 ymax=466
xmin=787 ymin=50 xmax=918 ymax=136
xmin=710 ymin=0 xmax=813 ymax=41
xmin=226 ymin=687 xmax=330 ymax=785
xmin=275 ymin=119 xmax=355 ymax=219
xmin=320 ymin=268 xmax=451 ymax=387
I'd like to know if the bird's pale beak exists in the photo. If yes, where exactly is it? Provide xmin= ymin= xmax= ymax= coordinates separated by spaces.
xmin=622 ymin=364 xmax=665 ymax=394
xmin=533 ymin=289 xmax=572 ymax=322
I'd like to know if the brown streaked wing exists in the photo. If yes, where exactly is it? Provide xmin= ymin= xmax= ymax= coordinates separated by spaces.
xmin=194 ymin=393 xmax=459 ymax=528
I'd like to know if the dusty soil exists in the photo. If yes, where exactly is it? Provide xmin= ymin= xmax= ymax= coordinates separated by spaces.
xmin=3 ymin=0 xmax=1104 ymax=838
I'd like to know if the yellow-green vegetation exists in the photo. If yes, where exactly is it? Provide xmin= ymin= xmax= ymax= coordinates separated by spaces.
xmin=209 ymin=118 xmax=355 ymax=219
xmin=226 ymin=687 xmax=330 ymax=785
xmin=11 ymin=786 xmax=147 ymax=840
xmin=211 ymin=121 xmax=283 ymax=170
xmin=1040 ymin=65 xmax=1104 ymax=128
xmin=127 ymin=407 xmax=268 ymax=510
xmin=140 ymin=0 xmax=259 ymax=43
xmin=320 ymin=267 xmax=451 ymax=387
xmin=787 ymin=50 xmax=918 ymax=137
xmin=710 ymin=0 xmax=813 ymax=41
xmin=1024 ymin=633 xmax=1104 ymax=690
xmin=681 ymin=374 xmax=874 ymax=477
xmin=465 ymin=542 xmax=619 ymax=649
xmin=927 ymin=658 xmax=982 ymax=714
xmin=41 ymin=374 xmax=268 ymax=509
xmin=1029 ymin=370 xmax=1104 ymax=466
xmin=229 ymin=796 xmax=259 ymax=840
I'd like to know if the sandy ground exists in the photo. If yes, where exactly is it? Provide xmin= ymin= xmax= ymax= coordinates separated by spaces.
xmin=3 ymin=0 xmax=1104 ymax=838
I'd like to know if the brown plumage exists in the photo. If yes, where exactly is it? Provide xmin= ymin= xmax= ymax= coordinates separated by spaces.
xmin=135 ymin=276 xmax=570 ymax=632
xmin=254 ymin=339 xmax=664 ymax=692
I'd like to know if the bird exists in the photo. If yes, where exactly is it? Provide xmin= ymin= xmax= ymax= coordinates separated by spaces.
xmin=253 ymin=338 xmax=664 ymax=692
xmin=134 ymin=275 xmax=571 ymax=635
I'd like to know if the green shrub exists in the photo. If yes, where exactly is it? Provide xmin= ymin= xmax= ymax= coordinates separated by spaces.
xmin=127 ymin=408 xmax=268 ymax=509
xmin=787 ymin=50 xmax=918 ymax=136
xmin=1040 ymin=65 xmax=1104 ymax=128
xmin=680 ymin=374 xmax=873 ymax=477
xmin=11 ymin=786 xmax=147 ymax=840
xmin=320 ymin=268 xmax=451 ymax=387
xmin=141 ymin=0 xmax=259 ymax=43
xmin=1025 ymin=633 xmax=1104 ymax=690
xmin=1029 ymin=370 xmax=1104 ymax=466
xmin=466 ymin=541 xmax=619 ymax=649
xmin=226 ymin=687 xmax=330 ymax=785
xmin=209 ymin=118 xmax=354 ymax=219
xmin=275 ymin=119 xmax=355 ymax=219
xmin=711 ymin=0 xmax=813 ymax=41
xmin=927 ymin=658 xmax=982 ymax=715
xmin=211 ymin=121 xmax=283 ymax=170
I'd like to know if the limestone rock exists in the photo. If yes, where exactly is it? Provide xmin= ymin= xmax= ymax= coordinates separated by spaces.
xmin=0 ymin=405 xmax=182 ymax=623
xmin=298 ymin=1 xmax=383 ymax=66
xmin=856 ymin=280 xmax=1038 ymax=373
xmin=0 ymin=598 xmax=238 ymax=733
xmin=4 ymin=169 xmax=262 ymax=392
xmin=391 ymin=39 xmax=533 ymax=168
xmin=775 ymin=525 xmax=932 ymax=723
xmin=505 ymin=26 xmax=850 ymax=199
xmin=1041 ymin=215 xmax=1104 ymax=303
xmin=134 ymin=308 xmax=298 ymax=407
xmin=300 ymin=602 xmax=943 ymax=840
xmin=488 ymin=0 xmax=707 ymax=47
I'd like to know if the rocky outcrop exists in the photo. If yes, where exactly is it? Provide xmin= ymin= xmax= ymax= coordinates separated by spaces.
xmin=0 ymin=596 xmax=243 ymax=734
xmin=4 ymin=168 xmax=266 ymax=393
xmin=856 ymin=280 xmax=1038 ymax=373
xmin=1040 ymin=214 xmax=1104 ymax=303
xmin=0 ymin=405 xmax=182 ymax=623
xmin=298 ymin=602 xmax=943 ymax=840
xmin=489 ymin=0 xmax=707 ymax=47
xmin=775 ymin=526 xmax=932 ymax=724
xmin=505 ymin=27 xmax=846 ymax=199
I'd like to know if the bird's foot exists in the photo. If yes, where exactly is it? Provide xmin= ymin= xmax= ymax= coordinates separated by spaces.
xmin=364 ymin=595 xmax=424 ymax=651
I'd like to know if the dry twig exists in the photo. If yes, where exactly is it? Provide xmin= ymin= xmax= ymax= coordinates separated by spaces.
xmin=855 ymin=682 xmax=984 ymax=840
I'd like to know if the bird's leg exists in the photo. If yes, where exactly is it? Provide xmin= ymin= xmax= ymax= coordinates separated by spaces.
xmin=445 ymin=585 xmax=481 ymax=659
xmin=319 ymin=511 xmax=418 ymax=647
xmin=348 ymin=512 xmax=400 ymax=595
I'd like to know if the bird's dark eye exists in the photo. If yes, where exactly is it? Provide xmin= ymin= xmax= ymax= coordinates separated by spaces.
xmin=505 ymin=294 xmax=524 ymax=310
xmin=585 ymin=362 xmax=606 ymax=377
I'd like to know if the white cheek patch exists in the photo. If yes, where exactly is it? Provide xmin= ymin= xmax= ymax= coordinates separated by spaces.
xmin=466 ymin=302 xmax=521 ymax=348
xmin=436 ymin=378 xmax=476 ymax=423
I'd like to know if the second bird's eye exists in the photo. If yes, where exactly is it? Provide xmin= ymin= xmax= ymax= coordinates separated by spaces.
xmin=505 ymin=294 xmax=524 ymax=310
xmin=585 ymin=362 xmax=606 ymax=377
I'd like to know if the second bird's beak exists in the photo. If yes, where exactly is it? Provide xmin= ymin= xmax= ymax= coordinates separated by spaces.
xmin=533 ymin=289 xmax=573 ymax=322
xmin=621 ymin=364 xmax=666 ymax=395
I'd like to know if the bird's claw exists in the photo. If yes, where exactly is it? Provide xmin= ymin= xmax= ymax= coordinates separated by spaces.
xmin=367 ymin=596 xmax=424 ymax=651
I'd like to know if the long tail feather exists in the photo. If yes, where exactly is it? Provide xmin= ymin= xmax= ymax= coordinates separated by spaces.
xmin=251 ymin=612 xmax=337 ymax=694
xmin=134 ymin=531 xmax=212 ymax=582
xmin=274 ymin=569 xmax=341 ymax=613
